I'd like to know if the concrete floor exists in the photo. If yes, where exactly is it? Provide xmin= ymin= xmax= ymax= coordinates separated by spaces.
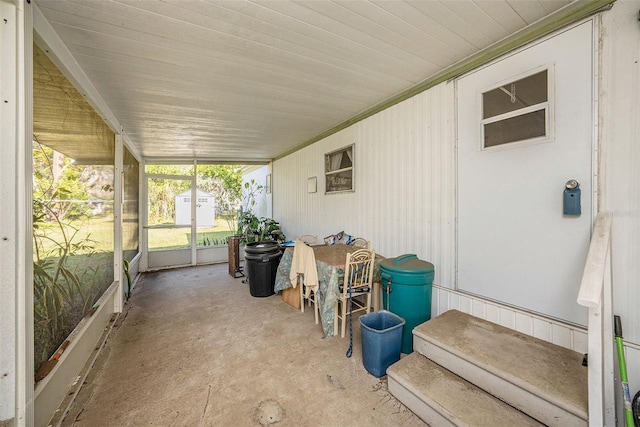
xmin=63 ymin=263 xmax=427 ymax=426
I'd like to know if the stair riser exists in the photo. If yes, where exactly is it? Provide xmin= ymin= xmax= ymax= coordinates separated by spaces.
xmin=413 ymin=336 xmax=587 ymax=427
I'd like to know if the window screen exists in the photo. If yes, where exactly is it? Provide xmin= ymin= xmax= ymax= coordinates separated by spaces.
xmin=481 ymin=69 xmax=550 ymax=149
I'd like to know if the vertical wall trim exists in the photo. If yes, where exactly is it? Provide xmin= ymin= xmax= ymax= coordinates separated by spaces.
xmin=592 ymin=15 xmax=600 ymax=220
xmin=18 ymin=2 xmax=34 ymax=424
xmin=191 ymin=161 xmax=197 ymax=266
xmin=113 ymin=133 xmax=124 ymax=312
xmin=0 ymin=0 xmax=34 ymax=424
xmin=140 ymin=162 xmax=148 ymax=272
xmin=0 ymin=3 xmax=18 ymax=422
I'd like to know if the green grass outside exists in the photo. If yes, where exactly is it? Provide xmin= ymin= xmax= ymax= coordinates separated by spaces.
xmin=36 ymin=216 xmax=237 ymax=254
xmin=148 ymin=223 xmax=236 ymax=251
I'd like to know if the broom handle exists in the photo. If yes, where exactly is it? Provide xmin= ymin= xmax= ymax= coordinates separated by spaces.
xmin=615 ymin=315 xmax=635 ymax=427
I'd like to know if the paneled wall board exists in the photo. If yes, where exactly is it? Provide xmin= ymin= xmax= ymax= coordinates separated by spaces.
xmin=599 ymin=0 xmax=640 ymax=346
xmin=273 ymin=82 xmax=456 ymax=287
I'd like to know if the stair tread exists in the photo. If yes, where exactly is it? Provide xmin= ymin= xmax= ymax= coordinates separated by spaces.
xmin=413 ymin=310 xmax=588 ymax=417
xmin=388 ymin=353 xmax=544 ymax=426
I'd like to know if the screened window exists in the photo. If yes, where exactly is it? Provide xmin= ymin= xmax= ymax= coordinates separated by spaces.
xmin=33 ymin=44 xmax=115 ymax=375
xmin=481 ymin=69 xmax=551 ymax=148
xmin=122 ymin=147 xmax=139 ymax=263
xmin=325 ymin=144 xmax=354 ymax=194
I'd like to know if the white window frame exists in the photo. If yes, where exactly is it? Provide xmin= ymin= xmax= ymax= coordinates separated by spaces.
xmin=324 ymin=144 xmax=354 ymax=194
xmin=479 ymin=64 xmax=555 ymax=152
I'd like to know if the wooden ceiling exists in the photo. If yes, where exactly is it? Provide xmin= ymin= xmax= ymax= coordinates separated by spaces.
xmin=34 ymin=0 xmax=573 ymax=162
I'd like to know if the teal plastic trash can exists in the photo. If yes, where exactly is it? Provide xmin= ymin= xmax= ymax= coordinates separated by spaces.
xmin=359 ymin=310 xmax=405 ymax=378
xmin=380 ymin=254 xmax=434 ymax=354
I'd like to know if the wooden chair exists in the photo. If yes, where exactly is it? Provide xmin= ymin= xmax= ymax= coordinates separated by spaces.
xmin=351 ymin=237 xmax=371 ymax=249
xmin=300 ymin=277 xmax=319 ymax=324
xmin=292 ymin=241 xmax=319 ymax=324
xmin=334 ymin=249 xmax=375 ymax=338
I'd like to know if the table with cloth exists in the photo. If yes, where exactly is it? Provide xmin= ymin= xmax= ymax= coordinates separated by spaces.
xmin=274 ymin=244 xmax=382 ymax=337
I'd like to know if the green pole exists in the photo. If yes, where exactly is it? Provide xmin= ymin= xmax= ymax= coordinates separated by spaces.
xmin=615 ymin=315 xmax=635 ymax=427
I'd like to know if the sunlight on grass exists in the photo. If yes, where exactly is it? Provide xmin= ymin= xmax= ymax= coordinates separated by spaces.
xmin=36 ymin=216 xmax=237 ymax=254
xmin=148 ymin=220 xmax=235 ymax=251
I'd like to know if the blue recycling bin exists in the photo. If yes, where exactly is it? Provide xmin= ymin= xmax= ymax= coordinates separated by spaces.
xmin=380 ymin=254 xmax=434 ymax=354
xmin=359 ymin=310 xmax=405 ymax=378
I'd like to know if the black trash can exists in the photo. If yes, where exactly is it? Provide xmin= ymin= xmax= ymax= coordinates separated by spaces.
xmin=245 ymin=241 xmax=282 ymax=297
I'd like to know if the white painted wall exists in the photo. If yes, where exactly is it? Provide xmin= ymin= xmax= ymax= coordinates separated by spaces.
xmin=273 ymin=3 xmax=640 ymax=414
xmin=273 ymin=82 xmax=456 ymax=287
xmin=243 ymin=165 xmax=272 ymax=220
xmin=599 ymin=0 xmax=640 ymax=402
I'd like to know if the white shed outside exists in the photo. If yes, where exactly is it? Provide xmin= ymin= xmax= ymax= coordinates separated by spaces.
xmin=175 ymin=189 xmax=216 ymax=227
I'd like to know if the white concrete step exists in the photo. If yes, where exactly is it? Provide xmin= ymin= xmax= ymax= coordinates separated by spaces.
xmin=387 ymin=352 xmax=544 ymax=427
xmin=412 ymin=309 xmax=588 ymax=426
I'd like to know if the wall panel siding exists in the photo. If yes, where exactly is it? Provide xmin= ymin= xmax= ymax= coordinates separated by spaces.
xmin=598 ymin=2 xmax=640 ymax=413
xmin=271 ymin=6 xmax=640 ymax=414
xmin=600 ymin=0 xmax=640 ymax=347
xmin=273 ymin=82 xmax=455 ymax=287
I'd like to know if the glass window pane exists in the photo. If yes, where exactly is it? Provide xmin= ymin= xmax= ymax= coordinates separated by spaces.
xmin=326 ymin=170 xmax=353 ymax=193
xmin=483 ymin=70 xmax=548 ymax=119
xmin=325 ymin=145 xmax=354 ymax=193
xmin=484 ymin=110 xmax=546 ymax=148
xmin=325 ymin=147 xmax=353 ymax=172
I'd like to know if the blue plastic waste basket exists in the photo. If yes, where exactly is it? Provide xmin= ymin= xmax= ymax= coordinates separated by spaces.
xmin=359 ymin=310 xmax=405 ymax=378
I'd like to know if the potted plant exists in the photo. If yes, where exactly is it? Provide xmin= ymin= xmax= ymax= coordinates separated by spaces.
xmin=238 ymin=212 xmax=286 ymax=244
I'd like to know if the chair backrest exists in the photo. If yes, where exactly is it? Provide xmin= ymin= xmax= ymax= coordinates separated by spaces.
xmin=351 ymin=237 xmax=371 ymax=249
xmin=343 ymin=249 xmax=375 ymax=296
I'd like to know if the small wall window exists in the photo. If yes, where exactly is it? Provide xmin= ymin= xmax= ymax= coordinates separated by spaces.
xmin=481 ymin=68 xmax=552 ymax=149
xmin=325 ymin=144 xmax=354 ymax=194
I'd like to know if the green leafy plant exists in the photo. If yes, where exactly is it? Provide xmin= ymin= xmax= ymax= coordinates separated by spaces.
xmin=235 ymin=178 xmax=288 ymax=243
xmin=32 ymin=139 xmax=114 ymax=375
xmin=123 ymin=259 xmax=132 ymax=300
xmin=33 ymin=198 xmax=102 ymax=370
xmin=238 ymin=213 xmax=286 ymax=244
